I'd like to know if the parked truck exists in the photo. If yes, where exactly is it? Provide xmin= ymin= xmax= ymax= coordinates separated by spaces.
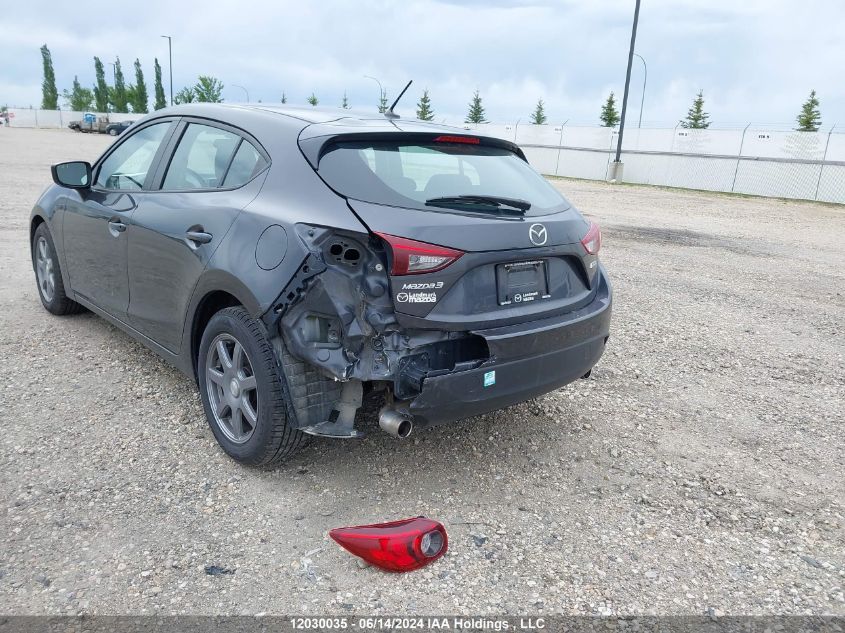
xmin=68 ymin=112 xmax=110 ymax=133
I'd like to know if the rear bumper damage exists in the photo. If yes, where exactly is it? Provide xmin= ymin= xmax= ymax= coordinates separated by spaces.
xmin=265 ymin=225 xmax=611 ymax=436
xmin=401 ymin=269 xmax=611 ymax=428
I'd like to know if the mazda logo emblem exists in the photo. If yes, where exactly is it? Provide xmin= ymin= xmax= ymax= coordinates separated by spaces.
xmin=529 ymin=223 xmax=548 ymax=246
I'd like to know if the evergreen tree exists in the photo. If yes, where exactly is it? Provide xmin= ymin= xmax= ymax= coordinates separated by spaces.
xmin=40 ymin=45 xmax=58 ymax=110
xmin=281 ymin=91 xmax=287 ymax=104
xmin=378 ymin=89 xmax=388 ymax=114
xmin=93 ymin=57 xmax=109 ymax=112
xmin=599 ymin=92 xmax=620 ymax=127
xmin=174 ymin=87 xmax=195 ymax=104
xmin=62 ymin=76 xmax=94 ymax=111
xmin=153 ymin=58 xmax=167 ymax=110
xmin=307 ymin=93 xmax=318 ymax=106
xmin=465 ymin=90 xmax=487 ymax=124
xmin=129 ymin=58 xmax=148 ymax=113
xmin=680 ymin=90 xmax=710 ymax=129
xmin=416 ymin=89 xmax=434 ymax=121
xmin=795 ymin=90 xmax=822 ymax=132
xmin=193 ymin=76 xmax=224 ymax=102
xmin=110 ymin=57 xmax=129 ymax=113
xmin=341 ymin=91 xmax=349 ymax=109
xmin=530 ymin=98 xmax=547 ymax=125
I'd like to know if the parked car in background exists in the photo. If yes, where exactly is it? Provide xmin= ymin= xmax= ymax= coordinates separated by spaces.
xmin=68 ymin=112 xmax=110 ymax=134
xmin=105 ymin=120 xmax=133 ymax=136
xmin=30 ymin=103 xmax=611 ymax=466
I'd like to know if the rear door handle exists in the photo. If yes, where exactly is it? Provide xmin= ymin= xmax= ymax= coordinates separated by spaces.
xmin=185 ymin=230 xmax=213 ymax=245
xmin=108 ymin=220 xmax=127 ymax=234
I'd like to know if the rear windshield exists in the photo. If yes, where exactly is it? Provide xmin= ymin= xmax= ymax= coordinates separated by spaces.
xmin=317 ymin=140 xmax=570 ymax=216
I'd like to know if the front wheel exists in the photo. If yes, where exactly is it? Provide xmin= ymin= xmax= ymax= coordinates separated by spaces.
xmin=197 ymin=307 xmax=305 ymax=466
xmin=31 ymin=223 xmax=83 ymax=315
xmin=109 ymin=129 xmax=118 ymax=136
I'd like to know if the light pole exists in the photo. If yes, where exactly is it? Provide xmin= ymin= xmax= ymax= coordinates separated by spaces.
xmin=634 ymin=53 xmax=647 ymax=128
xmin=363 ymin=75 xmax=384 ymax=111
xmin=160 ymin=35 xmax=173 ymax=106
xmin=232 ymin=84 xmax=250 ymax=102
xmin=610 ymin=0 xmax=641 ymax=180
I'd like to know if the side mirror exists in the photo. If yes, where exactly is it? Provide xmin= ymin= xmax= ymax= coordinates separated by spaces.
xmin=51 ymin=161 xmax=92 ymax=189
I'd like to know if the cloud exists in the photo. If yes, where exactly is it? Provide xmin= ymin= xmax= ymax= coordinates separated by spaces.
xmin=1 ymin=0 xmax=842 ymax=128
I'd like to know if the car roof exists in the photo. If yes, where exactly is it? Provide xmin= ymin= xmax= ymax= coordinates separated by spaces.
xmin=144 ymin=102 xmax=470 ymax=136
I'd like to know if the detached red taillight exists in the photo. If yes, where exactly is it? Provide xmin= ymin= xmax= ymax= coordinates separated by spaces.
xmin=329 ymin=517 xmax=448 ymax=572
xmin=580 ymin=221 xmax=602 ymax=255
xmin=376 ymin=232 xmax=463 ymax=275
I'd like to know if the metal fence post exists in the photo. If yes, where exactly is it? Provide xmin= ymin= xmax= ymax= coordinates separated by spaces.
xmin=814 ymin=124 xmax=836 ymax=201
xmin=731 ymin=123 xmax=751 ymax=192
xmin=553 ymin=120 xmax=567 ymax=176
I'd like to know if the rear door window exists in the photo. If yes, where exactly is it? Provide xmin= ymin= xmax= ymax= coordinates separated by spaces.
xmin=316 ymin=139 xmax=569 ymax=215
xmin=223 ymin=140 xmax=267 ymax=187
xmin=162 ymin=123 xmax=240 ymax=190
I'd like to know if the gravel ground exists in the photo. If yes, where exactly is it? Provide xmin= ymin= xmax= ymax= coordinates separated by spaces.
xmin=1 ymin=128 xmax=843 ymax=616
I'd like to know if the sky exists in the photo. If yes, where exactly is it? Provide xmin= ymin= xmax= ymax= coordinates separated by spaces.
xmin=1 ymin=0 xmax=843 ymax=129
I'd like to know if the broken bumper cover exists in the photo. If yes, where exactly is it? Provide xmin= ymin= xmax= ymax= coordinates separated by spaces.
xmin=406 ymin=268 xmax=612 ymax=428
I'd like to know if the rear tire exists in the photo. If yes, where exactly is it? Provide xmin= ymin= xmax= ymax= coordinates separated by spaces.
xmin=197 ymin=306 xmax=305 ymax=466
xmin=31 ymin=223 xmax=84 ymax=316
xmin=109 ymin=129 xmax=117 ymax=136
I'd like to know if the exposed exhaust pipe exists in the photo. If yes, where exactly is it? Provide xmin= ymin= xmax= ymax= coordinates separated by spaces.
xmin=379 ymin=406 xmax=413 ymax=439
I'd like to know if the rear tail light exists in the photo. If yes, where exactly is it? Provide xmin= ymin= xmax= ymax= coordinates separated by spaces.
xmin=580 ymin=220 xmax=601 ymax=255
xmin=376 ymin=232 xmax=463 ymax=275
xmin=329 ymin=517 xmax=448 ymax=572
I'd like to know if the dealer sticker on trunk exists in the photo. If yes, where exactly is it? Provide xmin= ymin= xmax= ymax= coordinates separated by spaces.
xmin=483 ymin=370 xmax=496 ymax=387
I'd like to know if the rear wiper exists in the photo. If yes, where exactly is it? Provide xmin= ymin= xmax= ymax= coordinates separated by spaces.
xmin=425 ymin=195 xmax=531 ymax=215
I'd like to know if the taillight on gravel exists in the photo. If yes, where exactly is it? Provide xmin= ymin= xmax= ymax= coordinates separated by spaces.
xmin=330 ymin=517 xmax=448 ymax=572
xmin=580 ymin=221 xmax=602 ymax=255
xmin=375 ymin=232 xmax=463 ymax=275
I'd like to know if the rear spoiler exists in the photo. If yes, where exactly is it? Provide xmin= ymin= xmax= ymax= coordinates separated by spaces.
xmin=297 ymin=132 xmax=527 ymax=169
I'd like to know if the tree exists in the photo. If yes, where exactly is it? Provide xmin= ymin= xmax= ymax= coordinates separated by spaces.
xmin=465 ymin=90 xmax=487 ymax=124
xmin=153 ymin=58 xmax=167 ymax=110
xmin=129 ymin=58 xmax=148 ymax=113
xmin=341 ymin=91 xmax=349 ymax=109
xmin=795 ymin=90 xmax=821 ymax=132
xmin=193 ymin=76 xmax=224 ymax=102
xmin=93 ymin=57 xmax=109 ymax=112
xmin=378 ymin=89 xmax=388 ymax=114
xmin=307 ymin=93 xmax=318 ymax=106
xmin=174 ymin=86 xmax=195 ymax=104
xmin=416 ymin=89 xmax=434 ymax=121
xmin=599 ymin=92 xmax=620 ymax=127
xmin=40 ymin=45 xmax=58 ymax=110
xmin=530 ymin=98 xmax=547 ymax=125
xmin=680 ymin=90 xmax=710 ymax=129
xmin=110 ymin=57 xmax=129 ymax=113
xmin=281 ymin=91 xmax=287 ymax=104
xmin=62 ymin=76 xmax=94 ymax=111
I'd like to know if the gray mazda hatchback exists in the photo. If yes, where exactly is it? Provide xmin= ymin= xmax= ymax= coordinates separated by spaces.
xmin=30 ymin=103 xmax=611 ymax=465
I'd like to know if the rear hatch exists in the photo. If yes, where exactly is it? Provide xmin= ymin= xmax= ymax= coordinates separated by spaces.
xmin=301 ymin=130 xmax=600 ymax=330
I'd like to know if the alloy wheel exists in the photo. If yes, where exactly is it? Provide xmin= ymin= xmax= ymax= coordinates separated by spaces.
xmin=205 ymin=333 xmax=259 ymax=444
xmin=35 ymin=236 xmax=56 ymax=302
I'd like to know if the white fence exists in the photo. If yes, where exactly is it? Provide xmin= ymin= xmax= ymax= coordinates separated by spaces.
xmin=465 ymin=122 xmax=845 ymax=204
xmin=4 ymin=108 xmax=139 ymax=128
xmin=6 ymin=108 xmax=844 ymax=204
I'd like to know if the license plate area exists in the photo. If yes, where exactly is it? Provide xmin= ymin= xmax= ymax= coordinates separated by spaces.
xmin=496 ymin=259 xmax=551 ymax=306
